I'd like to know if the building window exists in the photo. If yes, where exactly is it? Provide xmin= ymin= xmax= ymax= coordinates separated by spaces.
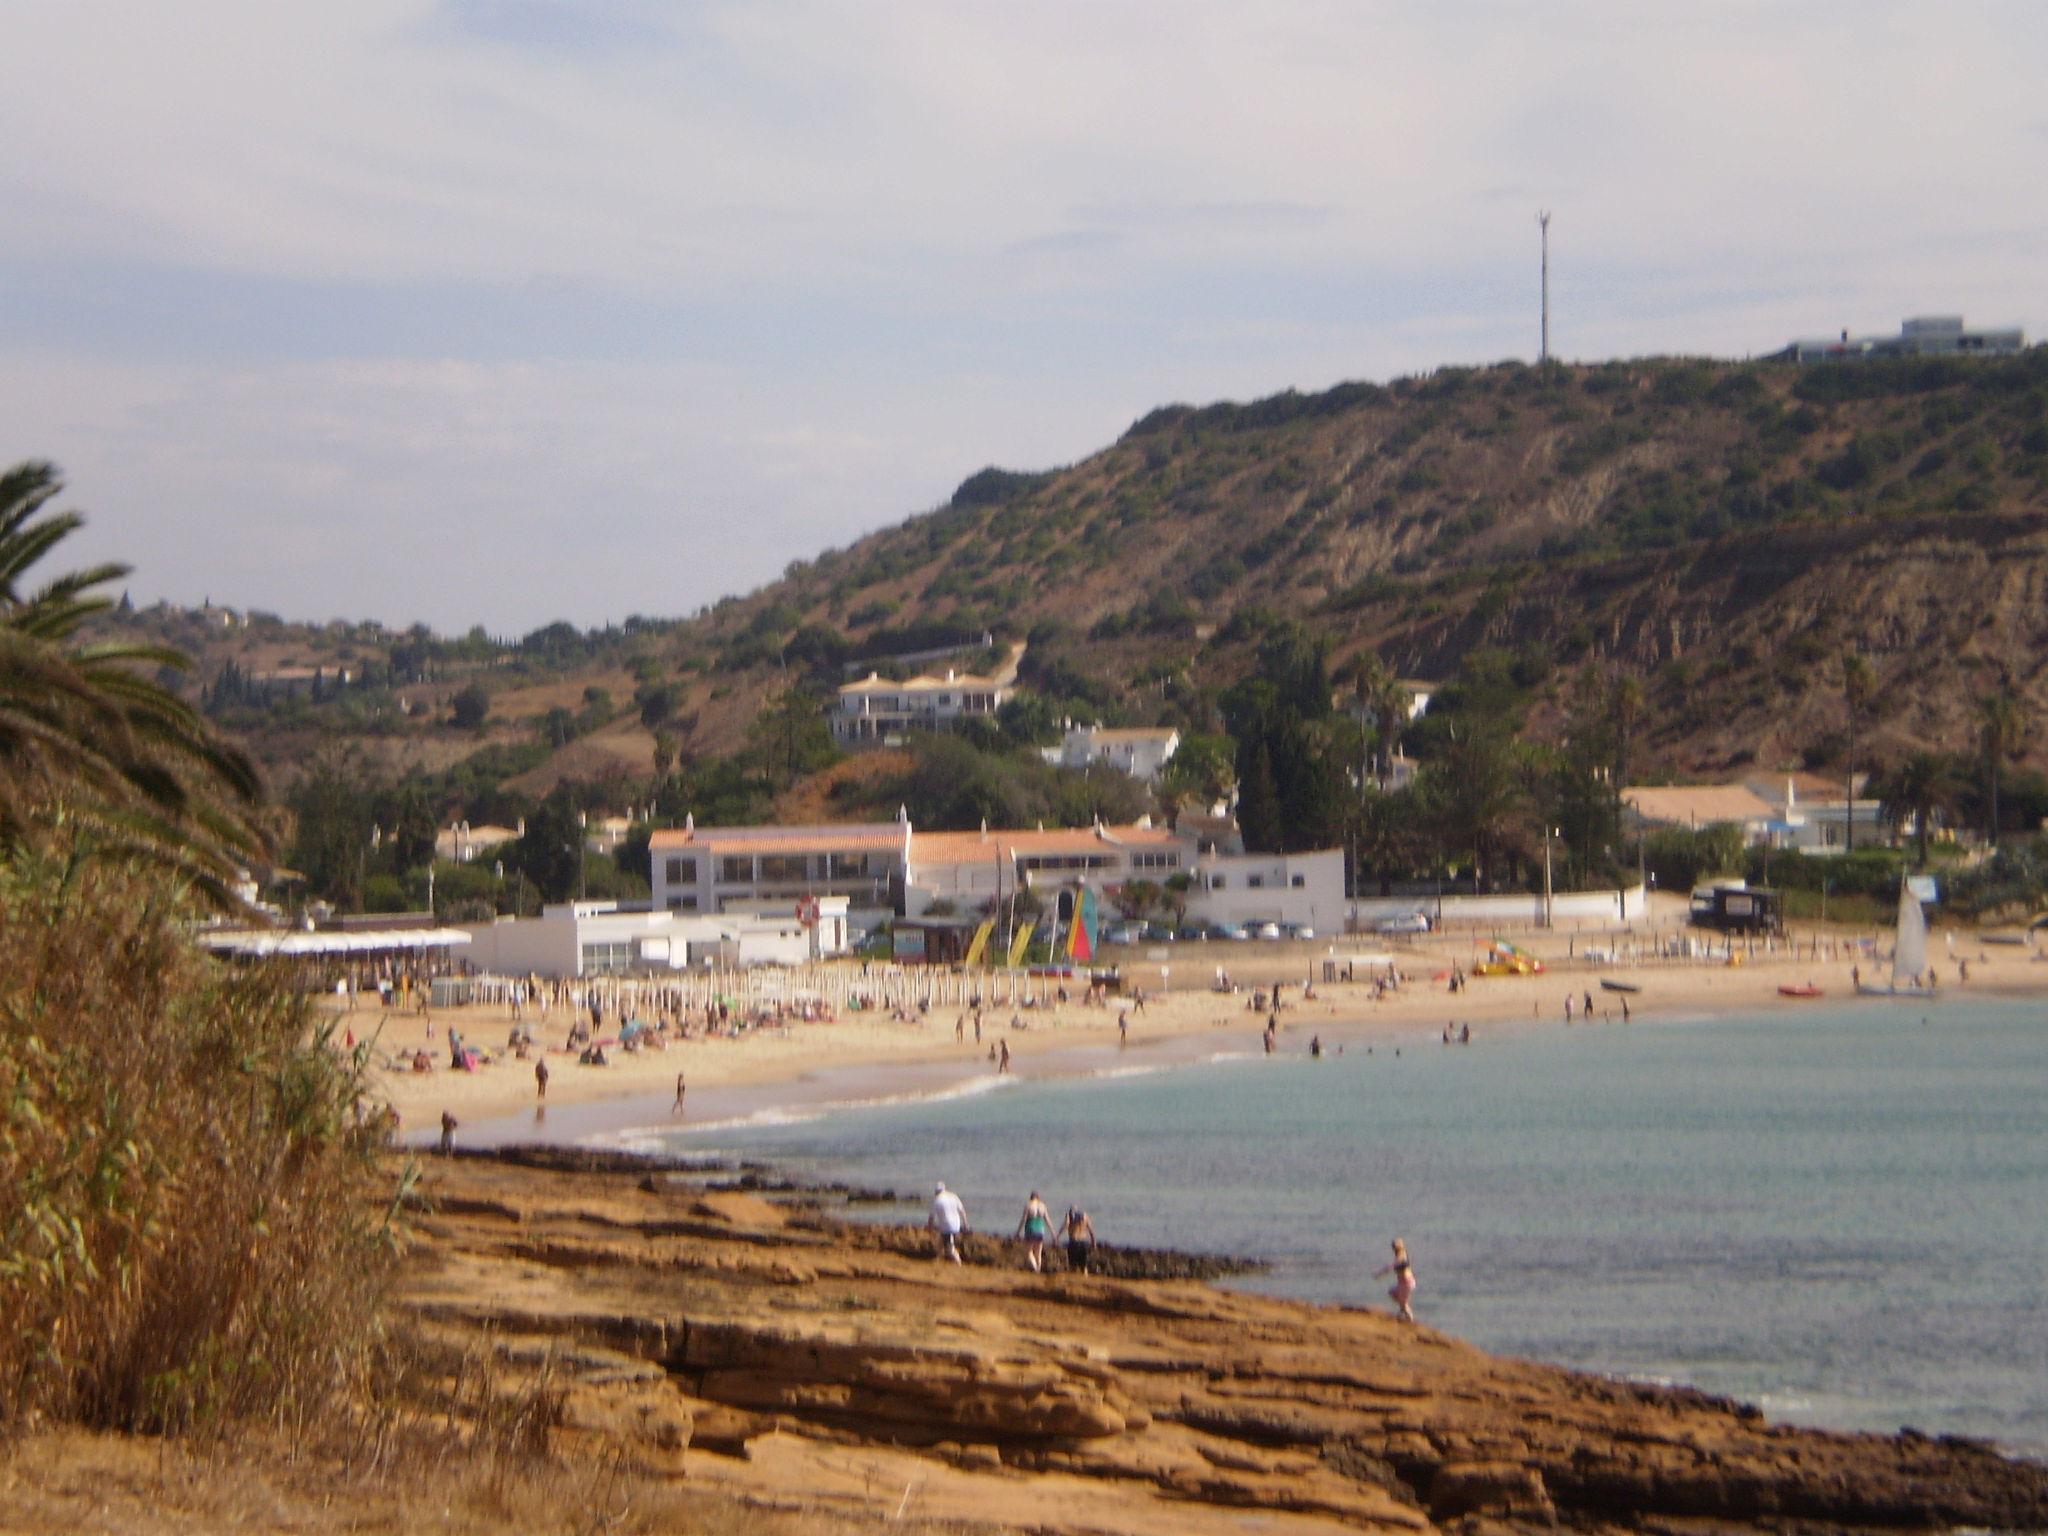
xmin=664 ymin=856 xmax=696 ymax=885
xmin=829 ymin=852 xmax=871 ymax=879
xmin=1132 ymin=851 xmax=1179 ymax=870
xmin=1248 ymin=875 xmax=1264 ymax=889
xmin=1291 ymin=874 xmax=1306 ymax=888
xmin=759 ymin=854 xmax=808 ymax=883
xmin=580 ymin=941 xmax=634 ymax=975
xmin=1210 ymin=875 xmax=1226 ymax=890
xmin=719 ymin=855 xmax=752 ymax=883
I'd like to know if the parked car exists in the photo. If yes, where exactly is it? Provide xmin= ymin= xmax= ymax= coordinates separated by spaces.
xmin=1283 ymin=923 xmax=1315 ymax=941
xmin=1176 ymin=923 xmax=1209 ymax=942
xmin=1373 ymin=910 xmax=1433 ymax=935
xmin=1210 ymin=922 xmax=1252 ymax=942
xmin=1144 ymin=922 xmax=1176 ymax=942
xmin=1103 ymin=921 xmax=1147 ymax=946
xmin=1254 ymin=921 xmax=1284 ymax=940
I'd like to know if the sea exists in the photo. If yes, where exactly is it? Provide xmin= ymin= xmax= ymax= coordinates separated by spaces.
xmin=539 ymin=995 xmax=2048 ymax=1457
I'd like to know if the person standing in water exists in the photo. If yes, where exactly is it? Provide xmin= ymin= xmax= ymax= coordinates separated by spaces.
xmin=1015 ymin=1190 xmax=1053 ymax=1272
xmin=1375 ymin=1238 xmax=1417 ymax=1322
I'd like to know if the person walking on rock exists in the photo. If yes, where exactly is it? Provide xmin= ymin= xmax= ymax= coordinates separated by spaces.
xmin=928 ymin=1182 xmax=969 ymax=1264
xmin=1376 ymin=1238 xmax=1418 ymax=1323
xmin=1060 ymin=1206 xmax=1097 ymax=1274
xmin=1015 ymin=1190 xmax=1053 ymax=1272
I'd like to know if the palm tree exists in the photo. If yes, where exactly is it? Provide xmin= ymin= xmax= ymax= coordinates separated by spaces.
xmin=1425 ymin=726 xmax=1531 ymax=892
xmin=1976 ymin=691 xmax=2026 ymax=849
xmin=1841 ymin=654 xmax=1875 ymax=853
xmin=0 ymin=461 xmax=266 ymax=904
xmin=1876 ymin=751 xmax=1956 ymax=867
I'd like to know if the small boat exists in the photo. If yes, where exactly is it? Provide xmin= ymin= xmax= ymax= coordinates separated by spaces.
xmin=1778 ymin=983 xmax=1825 ymax=998
xmin=1981 ymin=932 xmax=2028 ymax=946
xmin=1598 ymin=978 xmax=1640 ymax=994
xmin=1858 ymin=884 xmax=1936 ymax=998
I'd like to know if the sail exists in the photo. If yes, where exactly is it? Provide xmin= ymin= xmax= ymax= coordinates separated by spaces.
xmin=1068 ymin=887 xmax=1097 ymax=962
xmin=963 ymin=919 xmax=994 ymax=968
xmin=1006 ymin=919 xmax=1034 ymax=968
xmin=1892 ymin=884 xmax=1928 ymax=986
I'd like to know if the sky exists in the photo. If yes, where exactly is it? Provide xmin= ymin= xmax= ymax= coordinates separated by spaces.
xmin=4 ymin=1 xmax=2046 ymax=635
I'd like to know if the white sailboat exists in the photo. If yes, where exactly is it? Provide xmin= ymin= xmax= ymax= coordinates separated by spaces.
xmin=1859 ymin=883 xmax=1934 ymax=997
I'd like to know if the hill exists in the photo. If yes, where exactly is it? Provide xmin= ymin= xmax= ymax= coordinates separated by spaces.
xmin=124 ymin=348 xmax=2048 ymax=792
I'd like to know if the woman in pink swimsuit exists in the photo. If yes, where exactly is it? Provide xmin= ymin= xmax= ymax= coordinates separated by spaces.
xmin=1375 ymin=1238 xmax=1417 ymax=1322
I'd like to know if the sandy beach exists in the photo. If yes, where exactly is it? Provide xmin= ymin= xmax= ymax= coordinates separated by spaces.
xmin=358 ymin=896 xmax=2048 ymax=1139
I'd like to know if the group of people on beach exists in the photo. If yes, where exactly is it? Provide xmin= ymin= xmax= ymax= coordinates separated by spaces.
xmin=926 ymin=1184 xmax=1098 ymax=1273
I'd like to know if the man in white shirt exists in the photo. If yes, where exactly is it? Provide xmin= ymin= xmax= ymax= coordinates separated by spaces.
xmin=927 ymin=1182 xmax=968 ymax=1263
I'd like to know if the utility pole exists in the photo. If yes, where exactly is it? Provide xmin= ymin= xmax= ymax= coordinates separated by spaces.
xmin=1538 ymin=211 xmax=1552 ymax=364
xmin=1543 ymin=825 xmax=1556 ymax=929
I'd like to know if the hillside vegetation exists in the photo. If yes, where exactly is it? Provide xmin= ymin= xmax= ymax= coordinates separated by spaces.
xmin=86 ymin=348 xmax=2048 ymax=908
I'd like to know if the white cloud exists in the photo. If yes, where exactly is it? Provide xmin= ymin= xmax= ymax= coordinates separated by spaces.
xmin=2 ymin=1 xmax=2045 ymax=628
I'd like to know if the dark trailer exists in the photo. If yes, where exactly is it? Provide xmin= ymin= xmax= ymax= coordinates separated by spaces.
xmin=1688 ymin=882 xmax=1785 ymax=935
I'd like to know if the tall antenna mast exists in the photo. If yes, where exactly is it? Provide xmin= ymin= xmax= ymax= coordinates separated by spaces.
xmin=1538 ymin=210 xmax=1551 ymax=363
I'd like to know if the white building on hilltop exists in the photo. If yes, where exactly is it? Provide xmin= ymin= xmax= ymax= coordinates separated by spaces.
xmin=831 ymin=644 xmax=1023 ymax=746
xmin=1046 ymin=725 xmax=1180 ymax=782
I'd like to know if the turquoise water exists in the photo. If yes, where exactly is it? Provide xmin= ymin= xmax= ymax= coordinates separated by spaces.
xmin=646 ymin=1000 xmax=2048 ymax=1454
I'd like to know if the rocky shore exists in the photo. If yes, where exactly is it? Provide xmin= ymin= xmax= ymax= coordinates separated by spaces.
xmin=397 ymin=1148 xmax=2048 ymax=1536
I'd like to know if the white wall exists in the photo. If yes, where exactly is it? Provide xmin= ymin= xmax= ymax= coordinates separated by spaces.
xmin=1185 ymin=849 xmax=1345 ymax=929
xmin=1349 ymin=885 xmax=1648 ymax=928
xmin=461 ymin=898 xmax=852 ymax=976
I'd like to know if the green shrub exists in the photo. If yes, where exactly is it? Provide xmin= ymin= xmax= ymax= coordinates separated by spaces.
xmin=0 ymin=853 xmax=398 ymax=1434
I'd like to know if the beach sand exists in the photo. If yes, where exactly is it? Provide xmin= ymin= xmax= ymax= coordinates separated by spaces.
xmin=361 ymin=896 xmax=2046 ymax=1138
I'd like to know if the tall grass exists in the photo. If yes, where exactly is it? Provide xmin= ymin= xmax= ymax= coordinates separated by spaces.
xmin=0 ymin=847 xmax=397 ymax=1435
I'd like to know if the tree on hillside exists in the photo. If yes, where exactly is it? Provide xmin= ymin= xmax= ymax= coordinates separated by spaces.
xmin=1342 ymin=653 xmax=1411 ymax=790
xmin=0 ymin=461 xmax=266 ymax=905
xmin=1841 ymin=654 xmax=1876 ymax=854
xmin=1976 ymin=690 xmax=2026 ymax=849
xmin=748 ymin=682 xmax=840 ymax=791
xmin=450 ymin=681 xmax=491 ymax=730
xmin=1421 ymin=726 xmax=1531 ymax=892
xmin=1157 ymin=732 xmax=1236 ymax=809
xmin=512 ymin=785 xmax=584 ymax=903
xmin=1876 ymin=751 xmax=1958 ymax=867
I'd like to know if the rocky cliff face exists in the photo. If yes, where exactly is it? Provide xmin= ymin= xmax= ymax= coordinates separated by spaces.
xmin=399 ymin=1154 xmax=2048 ymax=1536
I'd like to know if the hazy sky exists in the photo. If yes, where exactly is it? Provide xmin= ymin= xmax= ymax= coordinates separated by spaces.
xmin=5 ymin=1 xmax=2044 ymax=633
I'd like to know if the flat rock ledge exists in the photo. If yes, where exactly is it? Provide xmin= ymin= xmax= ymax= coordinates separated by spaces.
xmin=398 ymin=1155 xmax=2048 ymax=1536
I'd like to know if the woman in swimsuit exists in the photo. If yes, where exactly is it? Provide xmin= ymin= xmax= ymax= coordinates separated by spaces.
xmin=1375 ymin=1238 xmax=1417 ymax=1322
xmin=1015 ymin=1191 xmax=1054 ymax=1272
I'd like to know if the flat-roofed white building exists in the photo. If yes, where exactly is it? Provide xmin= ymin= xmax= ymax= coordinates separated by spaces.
xmin=1186 ymin=848 xmax=1345 ymax=931
xmin=905 ymin=822 xmax=1192 ymax=916
xmin=461 ymin=897 xmax=850 ymax=977
xmin=650 ymin=820 xmax=909 ymax=918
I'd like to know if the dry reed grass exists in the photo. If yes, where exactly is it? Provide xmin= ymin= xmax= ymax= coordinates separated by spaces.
xmin=0 ymin=848 xmax=397 ymax=1436
xmin=0 ymin=1423 xmax=861 ymax=1536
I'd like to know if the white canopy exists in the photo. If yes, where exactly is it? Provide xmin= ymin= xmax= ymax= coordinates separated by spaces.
xmin=198 ymin=927 xmax=474 ymax=958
